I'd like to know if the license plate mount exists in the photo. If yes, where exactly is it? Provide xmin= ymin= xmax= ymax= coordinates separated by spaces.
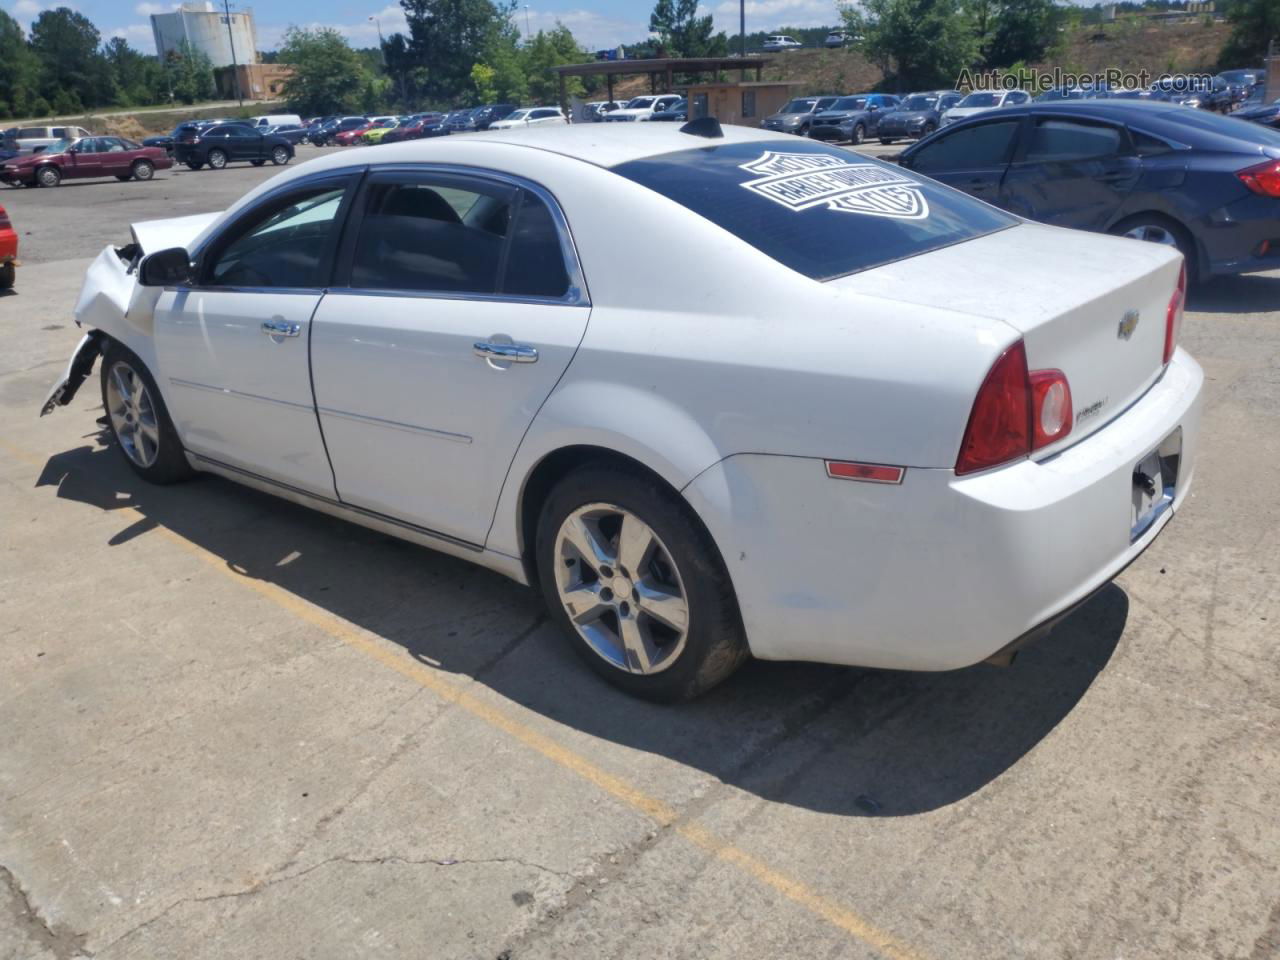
xmin=1131 ymin=427 xmax=1181 ymax=542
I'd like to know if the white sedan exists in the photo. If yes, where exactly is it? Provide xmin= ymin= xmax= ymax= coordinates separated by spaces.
xmin=41 ymin=122 xmax=1203 ymax=701
xmin=488 ymin=107 xmax=567 ymax=130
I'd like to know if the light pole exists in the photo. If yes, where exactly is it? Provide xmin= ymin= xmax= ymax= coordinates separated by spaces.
xmin=223 ymin=0 xmax=242 ymax=106
xmin=739 ymin=0 xmax=745 ymax=57
xmin=369 ymin=15 xmax=385 ymax=65
xmin=523 ymin=4 xmax=531 ymax=39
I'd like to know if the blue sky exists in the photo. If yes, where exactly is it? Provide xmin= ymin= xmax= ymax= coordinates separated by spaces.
xmin=7 ymin=0 xmax=845 ymax=55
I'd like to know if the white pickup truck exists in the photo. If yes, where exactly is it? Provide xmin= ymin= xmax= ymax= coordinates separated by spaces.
xmin=2 ymin=124 xmax=93 ymax=155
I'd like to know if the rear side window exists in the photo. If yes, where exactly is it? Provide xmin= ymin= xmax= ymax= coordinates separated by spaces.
xmin=505 ymin=189 xmax=570 ymax=298
xmin=1025 ymin=119 xmax=1122 ymax=161
xmin=612 ymin=140 xmax=1016 ymax=281
xmin=17 ymin=128 xmax=45 ymax=137
xmin=910 ymin=120 xmax=1020 ymax=171
xmin=351 ymin=180 xmax=510 ymax=294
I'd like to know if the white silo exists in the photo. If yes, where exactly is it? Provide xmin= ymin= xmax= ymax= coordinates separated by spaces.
xmin=151 ymin=2 xmax=259 ymax=68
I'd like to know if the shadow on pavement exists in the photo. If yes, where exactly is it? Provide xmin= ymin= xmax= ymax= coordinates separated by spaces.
xmin=1188 ymin=272 xmax=1280 ymax=315
xmin=36 ymin=433 xmax=1127 ymax=819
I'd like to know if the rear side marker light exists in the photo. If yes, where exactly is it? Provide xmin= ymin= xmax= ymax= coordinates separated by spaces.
xmin=1164 ymin=262 xmax=1186 ymax=365
xmin=1237 ymin=159 xmax=1280 ymax=198
xmin=825 ymin=461 xmax=905 ymax=485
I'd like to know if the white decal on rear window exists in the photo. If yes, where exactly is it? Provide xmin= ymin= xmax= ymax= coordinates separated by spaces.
xmin=738 ymin=151 xmax=929 ymax=220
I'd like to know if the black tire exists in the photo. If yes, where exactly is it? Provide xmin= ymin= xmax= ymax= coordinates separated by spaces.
xmin=1108 ymin=213 xmax=1199 ymax=284
xmin=921 ymin=122 xmax=936 ymax=137
xmin=270 ymin=146 xmax=289 ymax=165
xmin=207 ymin=149 xmax=228 ymax=170
xmin=35 ymin=165 xmax=60 ymax=187
xmin=797 ymin=123 xmax=810 ymax=136
xmin=0 ymin=261 xmax=14 ymax=290
xmin=186 ymin=160 xmax=204 ymax=170
xmin=850 ymin=123 xmax=865 ymax=145
xmin=251 ymin=159 xmax=266 ymax=166
xmin=879 ymin=137 xmax=894 ymax=145
xmin=115 ymin=174 xmax=132 ymax=181
xmin=99 ymin=340 xmax=194 ymax=485
xmin=535 ymin=463 xmax=749 ymax=702
xmin=131 ymin=159 xmax=154 ymax=181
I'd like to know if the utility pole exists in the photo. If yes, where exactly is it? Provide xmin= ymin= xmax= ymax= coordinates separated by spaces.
xmin=739 ymin=0 xmax=745 ymax=58
xmin=222 ymin=0 xmax=242 ymax=106
xmin=524 ymin=5 xmax=531 ymax=39
xmin=369 ymin=15 xmax=385 ymax=65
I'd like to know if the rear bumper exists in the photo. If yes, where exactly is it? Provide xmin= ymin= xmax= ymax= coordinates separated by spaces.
xmin=683 ymin=349 xmax=1204 ymax=670
xmin=1198 ymin=191 xmax=1280 ymax=277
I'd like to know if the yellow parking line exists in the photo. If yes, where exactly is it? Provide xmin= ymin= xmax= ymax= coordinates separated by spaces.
xmin=1 ymin=437 xmax=928 ymax=960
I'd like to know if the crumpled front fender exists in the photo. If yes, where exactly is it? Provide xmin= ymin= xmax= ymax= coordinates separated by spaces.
xmin=39 ymin=330 xmax=104 ymax=416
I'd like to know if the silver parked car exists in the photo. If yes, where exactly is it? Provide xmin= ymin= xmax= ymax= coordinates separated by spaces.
xmin=2 ymin=124 xmax=92 ymax=155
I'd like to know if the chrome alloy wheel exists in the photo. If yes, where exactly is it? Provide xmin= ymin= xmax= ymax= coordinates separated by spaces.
xmin=1122 ymin=223 xmax=1178 ymax=246
xmin=554 ymin=503 xmax=690 ymax=675
xmin=105 ymin=361 xmax=160 ymax=468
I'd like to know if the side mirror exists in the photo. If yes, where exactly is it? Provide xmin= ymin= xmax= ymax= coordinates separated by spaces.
xmin=868 ymin=104 xmax=879 ymax=111
xmin=139 ymin=247 xmax=194 ymax=287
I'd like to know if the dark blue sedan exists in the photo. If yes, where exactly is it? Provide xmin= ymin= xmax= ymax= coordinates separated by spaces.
xmin=809 ymin=94 xmax=901 ymax=145
xmin=898 ymin=100 xmax=1280 ymax=283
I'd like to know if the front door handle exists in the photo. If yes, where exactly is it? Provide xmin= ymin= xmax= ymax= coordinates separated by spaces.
xmin=474 ymin=341 xmax=538 ymax=364
xmin=262 ymin=319 xmax=300 ymax=338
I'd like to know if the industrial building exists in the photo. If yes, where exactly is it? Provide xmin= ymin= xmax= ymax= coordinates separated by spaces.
xmin=151 ymin=2 xmax=258 ymax=69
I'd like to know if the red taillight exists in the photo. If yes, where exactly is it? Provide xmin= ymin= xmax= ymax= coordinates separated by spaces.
xmin=1164 ymin=262 xmax=1186 ymax=365
xmin=0 ymin=206 xmax=10 ymax=230
xmin=1237 ymin=159 xmax=1280 ymax=198
xmin=956 ymin=340 xmax=1074 ymax=475
xmin=956 ymin=341 xmax=1031 ymax=475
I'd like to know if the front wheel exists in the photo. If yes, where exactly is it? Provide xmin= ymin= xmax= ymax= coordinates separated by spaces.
xmin=849 ymin=123 xmax=865 ymax=145
xmin=186 ymin=160 xmax=204 ymax=171
xmin=535 ymin=464 xmax=748 ymax=701
xmin=36 ymin=165 xmax=60 ymax=187
xmin=131 ymin=159 xmax=154 ymax=181
xmin=879 ymin=137 xmax=894 ymax=145
xmin=115 ymin=174 xmax=132 ymax=181
xmin=100 ymin=341 xmax=193 ymax=484
xmin=270 ymin=146 xmax=289 ymax=165
xmin=251 ymin=159 xmax=266 ymax=166
xmin=207 ymin=149 xmax=228 ymax=170
xmin=0 ymin=261 xmax=14 ymax=290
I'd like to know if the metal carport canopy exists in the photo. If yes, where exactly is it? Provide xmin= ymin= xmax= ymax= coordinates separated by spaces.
xmin=552 ymin=56 xmax=774 ymax=114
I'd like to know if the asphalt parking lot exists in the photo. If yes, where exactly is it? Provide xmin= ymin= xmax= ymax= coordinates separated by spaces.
xmin=2 ymin=141 xmax=1278 ymax=960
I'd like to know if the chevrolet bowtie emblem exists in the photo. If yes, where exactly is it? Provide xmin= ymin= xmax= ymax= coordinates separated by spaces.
xmin=1117 ymin=310 xmax=1140 ymax=341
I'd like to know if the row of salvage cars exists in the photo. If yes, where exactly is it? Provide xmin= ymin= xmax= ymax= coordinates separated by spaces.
xmin=40 ymin=117 xmax=1214 ymax=700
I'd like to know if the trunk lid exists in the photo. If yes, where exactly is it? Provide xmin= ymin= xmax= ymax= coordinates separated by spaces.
xmin=831 ymin=221 xmax=1183 ymax=455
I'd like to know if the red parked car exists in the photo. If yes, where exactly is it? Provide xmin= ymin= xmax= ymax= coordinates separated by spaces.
xmin=0 ymin=202 xmax=15 ymax=290
xmin=381 ymin=113 xmax=443 ymax=143
xmin=333 ymin=123 xmax=377 ymax=146
xmin=0 ymin=135 xmax=172 ymax=188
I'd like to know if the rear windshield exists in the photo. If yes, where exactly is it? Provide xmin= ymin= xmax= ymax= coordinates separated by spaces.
xmin=611 ymin=140 xmax=1016 ymax=281
xmin=1154 ymin=107 xmax=1280 ymax=146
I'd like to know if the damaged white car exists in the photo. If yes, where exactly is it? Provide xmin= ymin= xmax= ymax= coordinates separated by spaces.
xmin=42 ymin=122 xmax=1204 ymax=701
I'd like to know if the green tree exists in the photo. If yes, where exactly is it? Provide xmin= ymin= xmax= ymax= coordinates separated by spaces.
xmin=401 ymin=0 xmax=511 ymax=102
xmin=843 ymin=0 xmax=978 ymax=90
xmin=481 ymin=19 xmax=528 ymax=103
xmin=649 ymin=0 xmax=718 ymax=57
xmin=987 ymin=0 xmax=1058 ymax=68
xmin=165 ymin=39 xmax=215 ymax=104
xmin=523 ymin=24 xmax=588 ymax=103
xmin=0 ymin=11 xmax=41 ymax=117
xmin=278 ymin=26 xmax=375 ymax=115
xmin=1218 ymin=0 xmax=1279 ymax=66
xmin=29 ymin=7 xmax=109 ymax=108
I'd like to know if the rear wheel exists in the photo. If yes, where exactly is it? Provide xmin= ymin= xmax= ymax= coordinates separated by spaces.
xmin=186 ymin=160 xmax=204 ymax=171
xmin=535 ymin=464 xmax=749 ymax=702
xmin=0 ymin=261 xmax=14 ymax=290
xmin=207 ymin=149 xmax=228 ymax=170
xmin=131 ymin=159 xmax=154 ymax=181
xmin=879 ymin=137 xmax=894 ymax=144
xmin=36 ymin=165 xmax=60 ymax=187
xmin=251 ymin=159 xmax=266 ymax=166
xmin=99 ymin=341 xmax=193 ymax=484
xmin=1109 ymin=213 xmax=1198 ymax=283
xmin=115 ymin=174 xmax=132 ymax=181
xmin=270 ymin=145 xmax=289 ymax=165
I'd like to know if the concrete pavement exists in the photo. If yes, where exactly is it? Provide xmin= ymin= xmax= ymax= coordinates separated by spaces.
xmin=1 ymin=155 xmax=1278 ymax=960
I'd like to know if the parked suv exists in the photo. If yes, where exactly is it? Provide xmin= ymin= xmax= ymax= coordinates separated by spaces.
xmin=762 ymin=35 xmax=802 ymax=51
xmin=173 ymin=123 xmax=294 ymax=170
xmin=762 ymin=95 xmax=841 ymax=135
xmin=603 ymin=94 xmax=685 ymax=121
xmin=874 ymin=90 xmax=963 ymax=143
xmin=808 ymin=93 xmax=900 ymax=144
xmin=2 ymin=124 xmax=92 ymax=155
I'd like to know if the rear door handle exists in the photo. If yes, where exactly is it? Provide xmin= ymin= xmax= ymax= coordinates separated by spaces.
xmin=262 ymin=319 xmax=300 ymax=338
xmin=474 ymin=341 xmax=538 ymax=364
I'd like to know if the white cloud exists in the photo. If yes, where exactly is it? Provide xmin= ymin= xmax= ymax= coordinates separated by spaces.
xmin=710 ymin=0 xmax=840 ymax=33
xmin=107 ymin=22 xmax=158 ymax=50
xmin=134 ymin=2 xmax=179 ymax=15
xmin=256 ymin=2 xmax=408 ymax=51
xmin=9 ymin=0 xmax=70 ymax=29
